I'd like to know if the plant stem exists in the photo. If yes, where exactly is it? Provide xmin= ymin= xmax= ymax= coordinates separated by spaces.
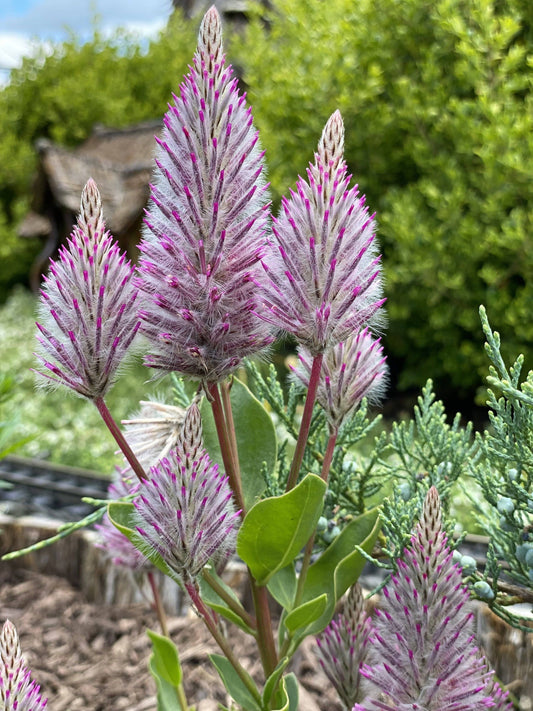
xmin=209 ymin=380 xmax=278 ymax=678
xmin=148 ymin=571 xmax=169 ymax=637
xmin=250 ymin=578 xmax=278 ymax=677
xmin=186 ymin=581 xmax=262 ymax=706
xmin=294 ymin=428 xmax=338 ymax=610
xmin=207 ymin=382 xmax=245 ymax=513
xmin=220 ymin=379 xmax=241 ymax=481
xmin=202 ymin=569 xmax=257 ymax=632
xmin=94 ymin=396 xmax=147 ymax=481
xmin=148 ymin=572 xmax=189 ymax=711
xmin=285 ymin=352 xmax=324 ymax=492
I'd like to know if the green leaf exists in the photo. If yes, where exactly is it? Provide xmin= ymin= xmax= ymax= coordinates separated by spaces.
xmin=262 ymin=657 xmax=290 ymax=708
xmin=270 ymin=675 xmax=291 ymax=711
xmin=267 ymin=565 xmax=297 ymax=610
xmin=147 ymin=630 xmax=184 ymax=711
xmin=283 ymin=673 xmax=299 ymax=711
xmin=107 ymin=501 xmax=182 ymax=586
xmin=199 ymin=570 xmax=255 ymax=635
xmin=237 ymin=474 xmax=327 ymax=585
xmin=295 ymin=509 xmax=381 ymax=638
xmin=284 ymin=594 xmax=327 ymax=633
xmin=147 ymin=630 xmax=183 ymax=686
xmin=201 ymin=378 xmax=277 ymax=509
xmin=209 ymin=654 xmax=262 ymax=711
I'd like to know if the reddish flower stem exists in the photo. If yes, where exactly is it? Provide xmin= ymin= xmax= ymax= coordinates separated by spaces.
xmin=208 ymin=381 xmax=278 ymax=677
xmin=286 ymin=352 xmax=324 ymax=491
xmin=94 ymin=396 xmax=147 ymax=481
xmin=293 ymin=427 xmax=339 ymax=612
xmin=250 ymin=579 xmax=278 ymax=677
xmin=148 ymin=571 xmax=169 ymax=637
xmin=207 ymin=382 xmax=245 ymax=514
xmin=220 ymin=379 xmax=241 ymax=484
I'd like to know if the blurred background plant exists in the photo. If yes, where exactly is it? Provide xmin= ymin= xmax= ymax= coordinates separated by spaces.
xmin=0 ymin=370 xmax=32 ymax=460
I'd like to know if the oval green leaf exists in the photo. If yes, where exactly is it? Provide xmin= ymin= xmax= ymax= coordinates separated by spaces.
xmin=284 ymin=594 xmax=328 ymax=633
xmin=237 ymin=474 xmax=326 ymax=585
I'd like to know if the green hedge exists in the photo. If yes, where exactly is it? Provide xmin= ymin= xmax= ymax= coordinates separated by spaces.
xmin=233 ymin=0 xmax=533 ymax=397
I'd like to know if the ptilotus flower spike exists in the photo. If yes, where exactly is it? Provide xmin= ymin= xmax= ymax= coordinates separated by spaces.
xmin=354 ymin=487 xmax=513 ymax=711
xmin=134 ymin=401 xmax=240 ymax=584
xmin=122 ymin=400 xmax=187 ymax=472
xmin=0 ymin=620 xmax=47 ymax=710
xmin=261 ymin=110 xmax=385 ymax=354
xmin=35 ymin=179 xmax=140 ymax=399
xmin=316 ymin=584 xmax=371 ymax=709
xmin=293 ymin=328 xmax=387 ymax=430
xmin=137 ymin=6 xmax=274 ymax=382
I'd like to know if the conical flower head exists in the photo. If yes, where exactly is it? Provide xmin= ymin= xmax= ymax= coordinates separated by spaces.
xmin=35 ymin=179 xmax=140 ymax=399
xmin=354 ymin=487 xmax=511 ymax=711
xmin=0 ymin=620 xmax=47 ymax=710
xmin=261 ymin=110 xmax=385 ymax=354
xmin=293 ymin=327 xmax=387 ymax=429
xmin=316 ymin=584 xmax=371 ymax=709
xmin=134 ymin=402 xmax=240 ymax=584
xmin=137 ymin=7 xmax=274 ymax=382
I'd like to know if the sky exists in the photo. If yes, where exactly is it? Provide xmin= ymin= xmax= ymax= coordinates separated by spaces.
xmin=0 ymin=0 xmax=173 ymax=82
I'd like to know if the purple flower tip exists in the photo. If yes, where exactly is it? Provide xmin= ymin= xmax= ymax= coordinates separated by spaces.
xmin=34 ymin=179 xmax=140 ymax=400
xmin=261 ymin=111 xmax=385 ymax=354
xmin=1 ymin=620 xmax=48 ymax=710
xmin=134 ymin=402 xmax=239 ymax=583
xmin=136 ymin=7 xmax=274 ymax=382
xmin=293 ymin=328 xmax=388 ymax=428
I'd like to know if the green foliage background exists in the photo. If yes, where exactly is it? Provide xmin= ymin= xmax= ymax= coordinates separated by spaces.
xmin=0 ymin=14 xmax=197 ymax=299
xmin=0 ymin=0 xmax=532 ymax=400
xmin=235 ymin=0 xmax=533 ymax=398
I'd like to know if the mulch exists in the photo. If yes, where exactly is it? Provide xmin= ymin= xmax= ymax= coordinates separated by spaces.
xmin=0 ymin=567 xmax=340 ymax=711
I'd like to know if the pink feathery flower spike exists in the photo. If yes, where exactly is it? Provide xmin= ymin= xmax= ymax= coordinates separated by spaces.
xmin=316 ymin=584 xmax=371 ymax=709
xmin=34 ymin=179 xmax=140 ymax=399
xmin=134 ymin=401 xmax=240 ymax=585
xmin=261 ymin=110 xmax=385 ymax=354
xmin=293 ymin=327 xmax=387 ymax=430
xmin=353 ymin=486 xmax=513 ymax=711
xmin=137 ymin=7 xmax=274 ymax=382
xmin=0 ymin=620 xmax=47 ymax=710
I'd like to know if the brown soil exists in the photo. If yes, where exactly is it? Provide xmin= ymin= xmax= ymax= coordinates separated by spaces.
xmin=0 ymin=567 xmax=340 ymax=711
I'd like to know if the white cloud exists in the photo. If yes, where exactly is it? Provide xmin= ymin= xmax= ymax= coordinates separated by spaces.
xmin=0 ymin=33 xmax=36 ymax=69
xmin=1 ymin=0 xmax=172 ymax=36
xmin=0 ymin=0 xmax=171 ymax=83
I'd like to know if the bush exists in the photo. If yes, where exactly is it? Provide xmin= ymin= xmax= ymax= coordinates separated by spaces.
xmin=233 ymin=0 xmax=533 ymax=399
